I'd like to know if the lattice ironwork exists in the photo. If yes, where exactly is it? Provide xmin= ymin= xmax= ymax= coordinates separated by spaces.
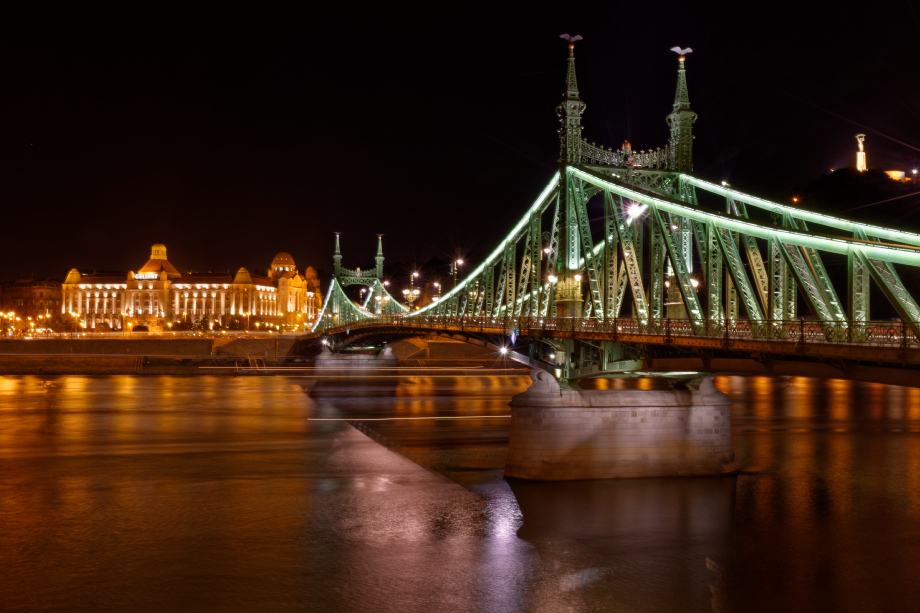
xmin=310 ymin=42 xmax=920 ymax=366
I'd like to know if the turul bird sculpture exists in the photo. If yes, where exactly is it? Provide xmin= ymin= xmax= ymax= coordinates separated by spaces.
xmin=670 ymin=46 xmax=693 ymax=55
xmin=560 ymin=34 xmax=583 ymax=43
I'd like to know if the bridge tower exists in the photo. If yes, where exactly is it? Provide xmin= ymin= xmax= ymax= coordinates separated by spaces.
xmin=333 ymin=232 xmax=343 ymax=277
xmin=554 ymin=37 xmax=586 ymax=320
xmin=332 ymin=233 xmax=384 ymax=287
xmin=666 ymin=51 xmax=698 ymax=172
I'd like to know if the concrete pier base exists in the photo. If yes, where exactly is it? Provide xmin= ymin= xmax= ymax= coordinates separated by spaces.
xmin=314 ymin=346 xmax=399 ymax=370
xmin=307 ymin=346 xmax=400 ymax=397
xmin=505 ymin=370 xmax=736 ymax=480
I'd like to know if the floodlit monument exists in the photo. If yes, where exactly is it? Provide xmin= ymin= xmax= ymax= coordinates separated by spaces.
xmin=856 ymin=133 xmax=867 ymax=171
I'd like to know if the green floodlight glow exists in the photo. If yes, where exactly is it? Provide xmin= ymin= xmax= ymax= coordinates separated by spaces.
xmin=682 ymin=174 xmax=920 ymax=247
xmin=413 ymin=174 xmax=560 ymax=316
xmin=569 ymin=167 xmax=920 ymax=266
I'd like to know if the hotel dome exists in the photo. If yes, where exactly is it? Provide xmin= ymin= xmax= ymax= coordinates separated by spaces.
xmin=271 ymin=252 xmax=295 ymax=269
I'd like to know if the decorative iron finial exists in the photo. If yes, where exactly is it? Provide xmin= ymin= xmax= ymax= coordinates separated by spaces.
xmin=670 ymin=47 xmax=693 ymax=110
xmin=333 ymin=232 xmax=342 ymax=276
xmin=559 ymin=34 xmax=584 ymax=97
xmin=556 ymin=34 xmax=586 ymax=165
xmin=375 ymin=234 xmax=385 ymax=277
xmin=666 ymin=46 xmax=697 ymax=172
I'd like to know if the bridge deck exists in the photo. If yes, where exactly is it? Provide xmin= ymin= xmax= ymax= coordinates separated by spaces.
xmin=305 ymin=316 xmax=920 ymax=366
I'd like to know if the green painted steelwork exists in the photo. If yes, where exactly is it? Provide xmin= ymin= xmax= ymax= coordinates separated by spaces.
xmin=311 ymin=41 xmax=920 ymax=362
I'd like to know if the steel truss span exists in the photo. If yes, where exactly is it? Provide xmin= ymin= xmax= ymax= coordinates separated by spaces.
xmin=311 ymin=164 xmax=920 ymax=361
xmin=309 ymin=44 xmax=920 ymax=371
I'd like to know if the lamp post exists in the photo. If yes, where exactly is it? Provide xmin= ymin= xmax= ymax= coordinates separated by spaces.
xmin=402 ymin=287 xmax=421 ymax=307
xmin=403 ymin=272 xmax=421 ymax=307
xmin=453 ymin=259 xmax=463 ymax=289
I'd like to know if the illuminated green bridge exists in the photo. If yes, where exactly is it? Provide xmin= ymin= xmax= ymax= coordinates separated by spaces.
xmin=306 ymin=42 xmax=920 ymax=387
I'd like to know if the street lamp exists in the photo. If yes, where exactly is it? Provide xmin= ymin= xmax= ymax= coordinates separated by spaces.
xmin=453 ymin=259 xmax=464 ymax=288
xmin=403 ymin=272 xmax=422 ymax=307
xmin=402 ymin=287 xmax=421 ymax=307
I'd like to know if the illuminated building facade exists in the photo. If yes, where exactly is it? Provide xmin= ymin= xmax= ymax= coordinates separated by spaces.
xmin=0 ymin=278 xmax=63 ymax=318
xmin=61 ymin=244 xmax=321 ymax=330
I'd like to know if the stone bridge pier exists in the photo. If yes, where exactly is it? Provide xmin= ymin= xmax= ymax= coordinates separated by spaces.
xmin=505 ymin=370 xmax=736 ymax=480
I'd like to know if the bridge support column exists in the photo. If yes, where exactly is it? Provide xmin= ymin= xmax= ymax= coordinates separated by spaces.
xmin=506 ymin=370 xmax=736 ymax=480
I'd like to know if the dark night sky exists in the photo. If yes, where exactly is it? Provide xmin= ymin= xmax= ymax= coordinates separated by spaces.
xmin=2 ymin=3 xmax=919 ymax=282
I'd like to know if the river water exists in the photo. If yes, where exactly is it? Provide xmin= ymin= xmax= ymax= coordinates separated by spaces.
xmin=1 ymin=374 xmax=919 ymax=612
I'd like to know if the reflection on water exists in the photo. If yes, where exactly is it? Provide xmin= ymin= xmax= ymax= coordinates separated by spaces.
xmin=1 ymin=374 xmax=920 ymax=611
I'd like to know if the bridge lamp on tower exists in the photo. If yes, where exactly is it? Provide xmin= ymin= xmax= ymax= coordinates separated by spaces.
xmin=626 ymin=203 xmax=648 ymax=219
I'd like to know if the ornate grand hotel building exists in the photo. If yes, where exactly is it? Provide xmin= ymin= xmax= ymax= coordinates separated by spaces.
xmin=62 ymin=245 xmax=321 ymax=330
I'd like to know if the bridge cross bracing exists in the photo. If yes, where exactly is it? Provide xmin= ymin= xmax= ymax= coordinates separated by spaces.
xmin=309 ymin=41 xmax=920 ymax=374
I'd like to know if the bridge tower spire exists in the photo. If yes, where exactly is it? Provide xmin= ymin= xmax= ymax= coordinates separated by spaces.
xmin=556 ymin=36 xmax=586 ymax=165
xmin=555 ymin=34 xmax=586 ymax=321
xmin=333 ymin=232 xmax=342 ymax=277
xmin=375 ymin=234 xmax=384 ymax=278
xmin=666 ymin=49 xmax=698 ymax=172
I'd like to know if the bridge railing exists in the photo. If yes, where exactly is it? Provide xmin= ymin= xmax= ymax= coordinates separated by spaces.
xmin=313 ymin=315 xmax=920 ymax=350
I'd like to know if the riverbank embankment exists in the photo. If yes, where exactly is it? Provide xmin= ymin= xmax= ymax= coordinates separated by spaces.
xmin=0 ymin=337 xmax=303 ymax=375
xmin=0 ymin=337 xmax=529 ymax=375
